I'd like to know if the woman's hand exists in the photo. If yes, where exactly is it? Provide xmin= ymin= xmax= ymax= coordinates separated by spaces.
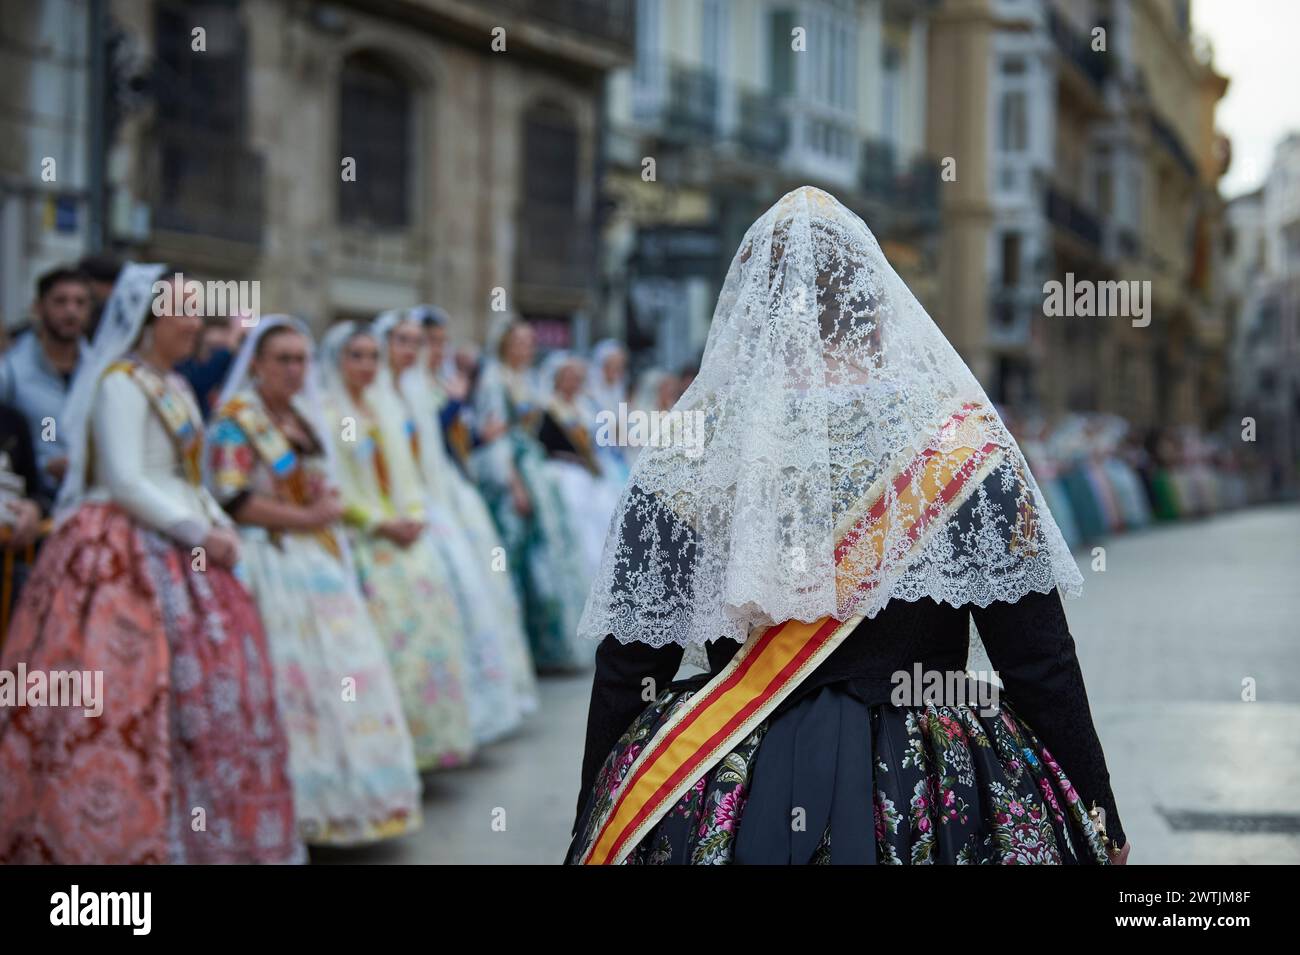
xmin=201 ymin=526 xmax=241 ymax=569
xmin=4 ymin=499 xmax=41 ymax=550
xmin=376 ymin=518 xmax=425 ymax=548
xmin=444 ymin=370 xmax=469 ymax=402
xmin=301 ymin=490 xmax=345 ymax=530
xmin=509 ymin=474 xmax=532 ymax=517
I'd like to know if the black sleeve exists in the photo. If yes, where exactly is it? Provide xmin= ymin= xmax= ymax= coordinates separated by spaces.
xmin=0 ymin=403 xmax=51 ymax=515
xmin=573 ymin=635 xmax=684 ymax=836
xmin=972 ymin=588 xmax=1126 ymax=849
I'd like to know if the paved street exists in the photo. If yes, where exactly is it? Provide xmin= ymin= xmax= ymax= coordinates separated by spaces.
xmin=317 ymin=502 xmax=1300 ymax=865
xmin=1029 ymin=502 xmax=1300 ymax=864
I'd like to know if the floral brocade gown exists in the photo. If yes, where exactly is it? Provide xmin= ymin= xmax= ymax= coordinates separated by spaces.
xmin=567 ymin=584 xmax=1122 ymax=866
xmin=207 ymin=391 xmax=422 ymax=844
xmin=471 ymin=364 xmax=592 ymax=671
xmin=324 ymin=398 xmax=476 ymax=771
xmin=570 ymin=680 xmax=1110 ymax=865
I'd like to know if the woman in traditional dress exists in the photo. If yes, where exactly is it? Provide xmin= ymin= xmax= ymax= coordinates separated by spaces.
xmin=373 ymin=308 xmax=532 ymax=744
xmin=537 ymin=351 xmax=622 ymax=584
xmin=205 ymin=316 xmax=422 ymax=844
xmin=0 ymin=264 xmax=302 ymax=863
xmin=568 ymin=187 xmax=1129 ymax=865
xmin=1144 ymin=427 xmax=1183 ymax=521
xmin=584 ymin=339 xmax=631 ymax=486
xmin=407 ymin=306 xmax=539 ymax=718
xmin=471 ymin=320 xmax=591 ymax=671
xmin=1093 ymin=417 xmax=1151 ymax=531
xmin=1017 ymin=417 xmax=1082 ymax=551
xmin=1057 ymin=419 xmax=1108 ymax=543
xmin=624 ymin=367 xmax=681 ymax=467
xmin=318 ymin=321 xmax=475 ymax=770
xmin=586 ymin=339 xmax=628 ymax=424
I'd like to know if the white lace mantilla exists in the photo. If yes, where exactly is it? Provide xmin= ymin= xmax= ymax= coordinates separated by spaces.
xmin=578 ymin=187 xmax=1083 ymax=648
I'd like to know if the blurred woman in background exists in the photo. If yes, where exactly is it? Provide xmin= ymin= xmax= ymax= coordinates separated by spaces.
xmin=319 ymin=321 xmax=475 ymax=770
xmin=206 ymin=315 xmax=421 ymax=845
xmin=471 ymin=320 xmax=591 ymax=671
xmin=0 ymin=264 xmax=301 ymax=863
xmin=374 ymin=308 xmax=531 ymax=744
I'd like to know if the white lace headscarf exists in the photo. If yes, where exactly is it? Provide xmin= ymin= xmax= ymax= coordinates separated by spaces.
xmin=585 ymin=338 xmax=628 ymax=416
xmin=55 ymin=261 xmax=168 ymax=519
xmin=579 ymin=186 xmax=1083 ymax=648
xmin=320 ymin=314 xmax=426 ymax=517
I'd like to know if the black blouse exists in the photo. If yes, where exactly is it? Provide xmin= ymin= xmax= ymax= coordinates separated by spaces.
xmin=573 ymin=587 xmax=1125 ymax=851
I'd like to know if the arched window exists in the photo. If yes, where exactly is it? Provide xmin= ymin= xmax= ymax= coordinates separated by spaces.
xmin=518 ymin=101 xmax=584 ymax=291
xmin=339 ymin=52 xmax=412 ymax=228
xmin=522 ymin=101 xmax=579 ymax=211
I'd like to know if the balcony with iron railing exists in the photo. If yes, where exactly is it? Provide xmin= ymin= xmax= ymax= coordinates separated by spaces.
xmin=1045 ymin=183 xmax=1102 ymax=251
xmin=631 ymin=59 xmax=788 ymax=161
xmin=735 ymin=88 xmax=789 ymax=160
xmin=897 ymin=156 xmax=942 ymax=230
xmin=1046 ymin=3 xmax=1110 ymax=92
xmin=149 ymin=124 xmax=264 ymax=248
xmin=632 ymin=59 xmax=716 ymax=138
xmin=666 ymin=66 xmax=720 ymax=139
xmin=1150 ymin=112 xmax=1198 ymax=179
xmin=861 ymin=138 xmax=898 ymax=197
xmin=861 ymin=138 xmax=942 ymax=234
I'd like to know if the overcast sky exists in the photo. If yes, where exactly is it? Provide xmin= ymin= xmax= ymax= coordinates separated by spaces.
xmin=1192 ymin=0 xmax=1300 ymax=198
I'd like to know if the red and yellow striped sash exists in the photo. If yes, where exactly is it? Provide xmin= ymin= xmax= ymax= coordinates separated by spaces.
xmin=579 ymin=401 xmax=1006 ymax=865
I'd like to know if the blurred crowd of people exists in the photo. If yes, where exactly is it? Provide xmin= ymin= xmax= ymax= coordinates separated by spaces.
xmin=0 ymin=258 xmax=671 ymax=862
xmin=1004 ymin=409 xmax=1270 ymax=551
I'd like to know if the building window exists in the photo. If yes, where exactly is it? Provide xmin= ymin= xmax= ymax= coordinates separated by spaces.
xmin=339 ymin=52 xmax=412 ymax=229
xmin=769 ymin=9 xmax=796 ymax=97
xmin=154 ymin=1 xmax=246 ymax=134
xmin=882 ymin=43 xmax=901 ymax=149
xmin=1000 ymin=232 xmax=1022 ymax=288
xmin=151 ymin=1 xmax=262 ymax=244
xmin=517 ymin=102 xmax=587 ymax=291
xmin=634 ymin=0 xmax=662 ymax=92
xmin=522 ymin=102 xmax=579 ymax=210
xmin=702 ymin=0 xmax=727 ymax=75
xmin=999 ymin=89 xmax=1028 ymax=153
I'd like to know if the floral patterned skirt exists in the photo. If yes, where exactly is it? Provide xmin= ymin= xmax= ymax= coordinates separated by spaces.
xmin=237 ymin=530 xmax=422 ymax=845
xmin=0 ymin=503 xmax=303 ymax=864
xmin=568 ymin=678 xmax=1111 ymax=865
xmin=348 ymin=531 xmax=475 ymax=771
